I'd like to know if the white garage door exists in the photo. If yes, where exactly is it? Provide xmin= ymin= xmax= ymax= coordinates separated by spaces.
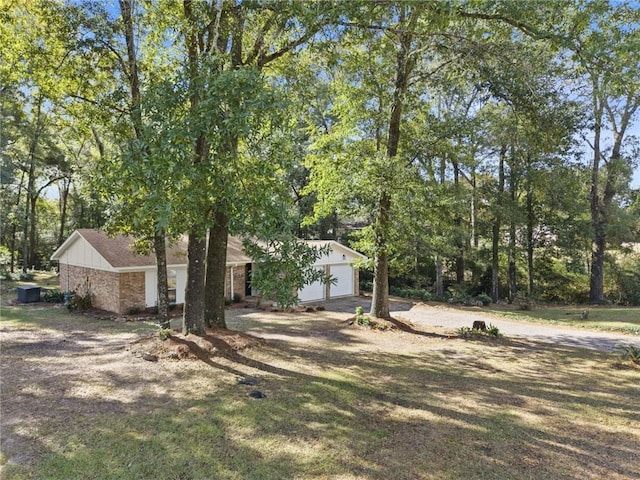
xmin=298 ymin=268 xmax=326 ymax=302
xmin=330 ymin=265 xmax=354 ymax=297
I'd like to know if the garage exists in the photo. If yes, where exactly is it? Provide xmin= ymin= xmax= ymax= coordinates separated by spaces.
xmin=298 ymin=267 xmax=326 ymax=302
xmin=296 ymin=241 xmax=365 ymax=303
xmin=329 ymin=264 xmax=354 ymax=297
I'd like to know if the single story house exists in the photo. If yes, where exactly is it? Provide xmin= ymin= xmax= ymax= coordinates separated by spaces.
xmin=50 ymin=229 xmax=365 ymax=314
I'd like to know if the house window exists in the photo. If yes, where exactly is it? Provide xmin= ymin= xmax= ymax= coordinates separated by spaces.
xmin=168 ymin=269 xmax=177 ymax=304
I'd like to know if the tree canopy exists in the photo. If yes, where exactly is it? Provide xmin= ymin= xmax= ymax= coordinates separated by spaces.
xmin=2 ymin=0 xmax=639 ymax=325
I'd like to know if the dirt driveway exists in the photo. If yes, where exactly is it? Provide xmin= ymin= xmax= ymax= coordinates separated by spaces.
xmin=306 ymin=296 xmax=640 ymax=352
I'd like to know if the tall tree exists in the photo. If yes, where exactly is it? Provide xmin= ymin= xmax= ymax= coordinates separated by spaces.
xmin=568 ymin=1 xmax=640 ymax=303
xmin=173 ymin=0 xmax=341 ymax=332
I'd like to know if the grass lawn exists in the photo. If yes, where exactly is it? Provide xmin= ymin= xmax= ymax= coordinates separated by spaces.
xmin=484 ymin=304 xmax=640 ymax=335
xmin=1 ymin=301 xmax=639 ymax=480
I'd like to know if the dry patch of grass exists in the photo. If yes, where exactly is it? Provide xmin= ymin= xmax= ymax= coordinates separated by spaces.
xmin=2 ymin=304 xmax=639 ymax=480
xmin=484 ymin=304 xmax=640 ymax=335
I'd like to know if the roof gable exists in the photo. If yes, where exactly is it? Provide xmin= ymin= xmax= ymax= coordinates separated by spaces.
xmin=52 ymin=229 xmax=250 ymax=269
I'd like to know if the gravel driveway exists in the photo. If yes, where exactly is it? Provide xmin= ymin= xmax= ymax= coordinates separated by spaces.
xmin=318 ymin=296 xmax=640 ymax=352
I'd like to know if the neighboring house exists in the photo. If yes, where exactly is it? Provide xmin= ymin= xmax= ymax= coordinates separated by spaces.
xmin=50 ymin=229 xmax=364 ymax=314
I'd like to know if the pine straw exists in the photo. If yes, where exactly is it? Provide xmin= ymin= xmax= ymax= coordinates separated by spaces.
xmin=127 ymin=328 xmax=265 ymax=361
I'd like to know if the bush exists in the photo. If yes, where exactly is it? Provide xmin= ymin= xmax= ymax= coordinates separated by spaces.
xmin=485 ymin=324 xmax=502 ymax=337
xmin=42 ymin=289 xmax=65 ymax=303
xmin=456 ymin=323 xmax=502 ymax=339
xmin=232 ymin=292 xmax=242 ymax=304
xmin=475 ymin=293 xmax=492 ymax=306
xmin=68 ymin=293 xmax=92 ymax=311
xmin=606 ymin=256 xmax=640 ymax=305
xmin=158 ymin=328 xmax=173 ymax=341
xmin=355 ymin=306 xmax=370 ymax=327
xmin=359 ymin=280 xmax=373 ymax=292
xmin=613 ymin=344 xmax=640 ymax=365
xmin=389 ymin=286 xmax=432 ymax=301
xmin=536 ymin=255 xmax=589 ymax=303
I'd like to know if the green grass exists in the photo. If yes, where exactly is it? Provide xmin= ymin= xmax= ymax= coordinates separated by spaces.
xmin=2 ymin=303 xmax=639 ymax=480
xmin=484 ymin=304 xmax=640 ymax=335
xmin=1 ymin=270 xmax=61 ymax=307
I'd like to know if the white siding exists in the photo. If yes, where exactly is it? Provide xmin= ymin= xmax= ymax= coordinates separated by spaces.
xmin=312 ymin=244 xmax=357 ymax=266
xmin=144 ymin=267 xmax=188 ymax=307
xmin=145 ymin=270 xmax=156 ymax=307
xmin=174 ymin=268 xmax=187 ymax=304
xmin=62 ymin=238 xmax=113 ymax=271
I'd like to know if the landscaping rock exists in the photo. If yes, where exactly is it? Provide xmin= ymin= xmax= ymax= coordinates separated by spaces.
xmin=238 ymin=377 xmax=259 ymax=386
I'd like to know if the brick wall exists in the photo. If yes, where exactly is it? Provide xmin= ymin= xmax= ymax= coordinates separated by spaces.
xmin=59 ymin=264 xmax=119 ymax=312
xmin=58 ymin=264 xmax=146 ymax=314
xmin=118 ymin=272 xmax=145 ymax=313
xmin=224 ymin=265 xmax=246 ymax=300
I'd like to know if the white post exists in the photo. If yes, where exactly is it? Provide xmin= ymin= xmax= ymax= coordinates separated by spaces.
xmin=230 ymin=266 xmax=234 ymax=300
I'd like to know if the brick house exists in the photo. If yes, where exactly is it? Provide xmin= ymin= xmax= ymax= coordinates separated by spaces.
xmin=51 ymin=229 xmax=364 ymax=314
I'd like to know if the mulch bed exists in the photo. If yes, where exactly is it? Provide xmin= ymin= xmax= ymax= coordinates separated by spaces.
xmin=128 ymin=328 xmax=265 ymax=362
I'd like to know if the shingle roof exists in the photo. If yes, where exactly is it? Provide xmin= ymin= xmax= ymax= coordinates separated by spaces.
xmin=75 ymin=229 xmax=188 ymax=268
xmin=59 ymin=229 xmax=251 ymax=268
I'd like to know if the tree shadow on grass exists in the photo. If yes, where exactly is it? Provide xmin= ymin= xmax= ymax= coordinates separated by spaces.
xmin=3 ymin=304 xmax=640 ymax=480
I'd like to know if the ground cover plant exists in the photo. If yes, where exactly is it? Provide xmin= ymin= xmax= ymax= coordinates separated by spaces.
xmin=1 ymin=298 xmax=639 ymax=480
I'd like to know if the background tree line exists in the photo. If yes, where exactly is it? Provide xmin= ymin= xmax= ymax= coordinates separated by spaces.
xmin=1 ymin=1 xmax=639 ymax=327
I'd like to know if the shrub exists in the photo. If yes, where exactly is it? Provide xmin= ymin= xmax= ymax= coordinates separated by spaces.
xmin=158 ymin=328 xmax=173 ymax=341
xmin=232 ymin=292 xmax=242 ymax=304
xmin=475 ymin=293 xmax=492 ymax=306
xmin=127 ymin=307 xmax=143 ymax=315
xmin=606 ymin=256 xmax=640 ymax=305
xmin=355 ymin=306 xmax=370 ymax=327
xmin=68 ymin=293 xmax=92 ymax=311
xmin=485 ymin=324 xmax=502 ymax=337
xmin=456 ymin=323 xmax=502 ymax=339
xmin=613 ymin=344 xmax=640 ymax=365
xmin=359 ymin=280 xmax=373 ymax=292
xmin=42 ymin=289 xmax=65 ymax=303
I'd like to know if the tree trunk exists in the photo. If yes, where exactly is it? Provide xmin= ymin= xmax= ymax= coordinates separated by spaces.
xmin=507 ymin=156 xmax=517 ymax=304
xmin=471 ymin=165 xmax=478 ymax=249
xmin=29 ymin=193 xmax=38 ymax=268
xmin=58 ymin=178 xmax=70 ymax=247
xmin=11 ymin=170 xmax=26 ymax=273
xmin=119 ymin=0 xmax=142 ymax=138
xmin=181 ymin=0 xmax=217 ymax=332
xmin=154 ymin=230 xmax=170 ymax=329
xmin=508 ymin=220 xmax=516 ymax=304
xmin=435 ymin=256 xmax=443 ymax=297
xmin=205 ymin=211 xmax=229 ymax=329
xmin=370 ymin=191 xmax=391 ymax=318
xmin=183 ymin=228 xmax=207 ymax=334
xmin=453 ymin=162 xmax=464 ymax=284
xmin=370 ymin=7 xmax=416 ymax=319
xmin=120 ymin=0 xmax=172 ymax=324
xmin=526 ymin=165 xmax=534 ymax=297
xmin=588 ymin=100 xmax=604 ymax=303
xmin=22 ymin=98 xmax=43 ymax=273
xmin=22 ymin=156 xmax=36 ymax=273
xmin=491 ymin=145 xmax=506 ymax=303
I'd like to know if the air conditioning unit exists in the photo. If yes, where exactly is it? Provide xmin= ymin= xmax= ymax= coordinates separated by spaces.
xmin=17 ymin=286 xmax=41 ymax=303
